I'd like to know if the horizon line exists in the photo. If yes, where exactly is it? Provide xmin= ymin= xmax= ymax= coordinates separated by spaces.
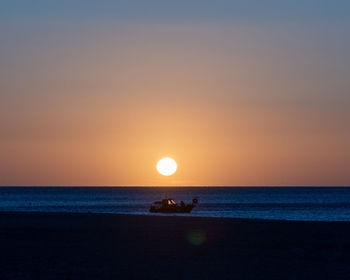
xmin=1 ymin=185 xmax=350 ymax=188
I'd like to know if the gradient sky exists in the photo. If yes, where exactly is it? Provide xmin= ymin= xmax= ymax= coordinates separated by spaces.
xmin=1 ymin=0 xmax=349 ymax=186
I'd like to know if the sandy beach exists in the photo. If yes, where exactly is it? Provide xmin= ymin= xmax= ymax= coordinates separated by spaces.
xmin=1 ymin=212 xmax=350 ymax=279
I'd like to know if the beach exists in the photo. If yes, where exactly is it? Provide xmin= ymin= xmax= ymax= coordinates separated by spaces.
xmin=1 ymin=212 xmax=350 ymax=279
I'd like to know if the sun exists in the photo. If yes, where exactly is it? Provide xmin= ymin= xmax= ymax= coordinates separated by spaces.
xmin=157 ymin=157 xmax=177 ymax=176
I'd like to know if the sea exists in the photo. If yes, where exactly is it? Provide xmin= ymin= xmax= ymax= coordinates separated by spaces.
xmin=1 ymin=187 xmax=350 ymax=221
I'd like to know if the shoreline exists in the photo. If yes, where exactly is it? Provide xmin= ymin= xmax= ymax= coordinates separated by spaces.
xmin=1 ymin=210 xmax=350 ymax=224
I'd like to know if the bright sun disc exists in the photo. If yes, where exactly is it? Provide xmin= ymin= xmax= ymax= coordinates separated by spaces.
xmin=157 ymin=157 xmax=177 ymax=176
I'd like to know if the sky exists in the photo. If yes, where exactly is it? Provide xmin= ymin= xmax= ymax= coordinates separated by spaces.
xmin=1 ymin=0 xmax=349 ymax=186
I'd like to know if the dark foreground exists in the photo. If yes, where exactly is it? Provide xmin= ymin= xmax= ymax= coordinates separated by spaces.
xmin=1 ymin=212 xmax=350 ymax=279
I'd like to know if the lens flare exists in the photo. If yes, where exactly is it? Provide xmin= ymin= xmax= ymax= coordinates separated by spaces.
xmin=187 ymin=229 xmax=206 ymax=246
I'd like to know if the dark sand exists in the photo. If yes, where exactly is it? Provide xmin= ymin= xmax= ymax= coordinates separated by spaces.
xmin=1 ymin=212 xmax=350 ymax=279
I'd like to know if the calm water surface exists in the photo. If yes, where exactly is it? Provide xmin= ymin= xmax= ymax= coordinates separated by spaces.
xmin=1 ymin=187 xmax=350 ymax=221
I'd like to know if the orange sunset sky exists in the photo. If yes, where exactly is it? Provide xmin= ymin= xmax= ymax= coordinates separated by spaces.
xmin=1 ymin=1 xmax=349 ymax=186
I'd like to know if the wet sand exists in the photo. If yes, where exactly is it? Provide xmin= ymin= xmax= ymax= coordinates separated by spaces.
xmin=1 ymin=212 xmax=350 ymax=279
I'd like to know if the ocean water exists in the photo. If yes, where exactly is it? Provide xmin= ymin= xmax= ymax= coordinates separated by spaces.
xmin=0 ymin=187 xmax=350 ymax=221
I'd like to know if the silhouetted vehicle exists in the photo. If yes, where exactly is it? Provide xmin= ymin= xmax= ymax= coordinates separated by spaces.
xmin=149 ymin=198 xmax=198 ymax=213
